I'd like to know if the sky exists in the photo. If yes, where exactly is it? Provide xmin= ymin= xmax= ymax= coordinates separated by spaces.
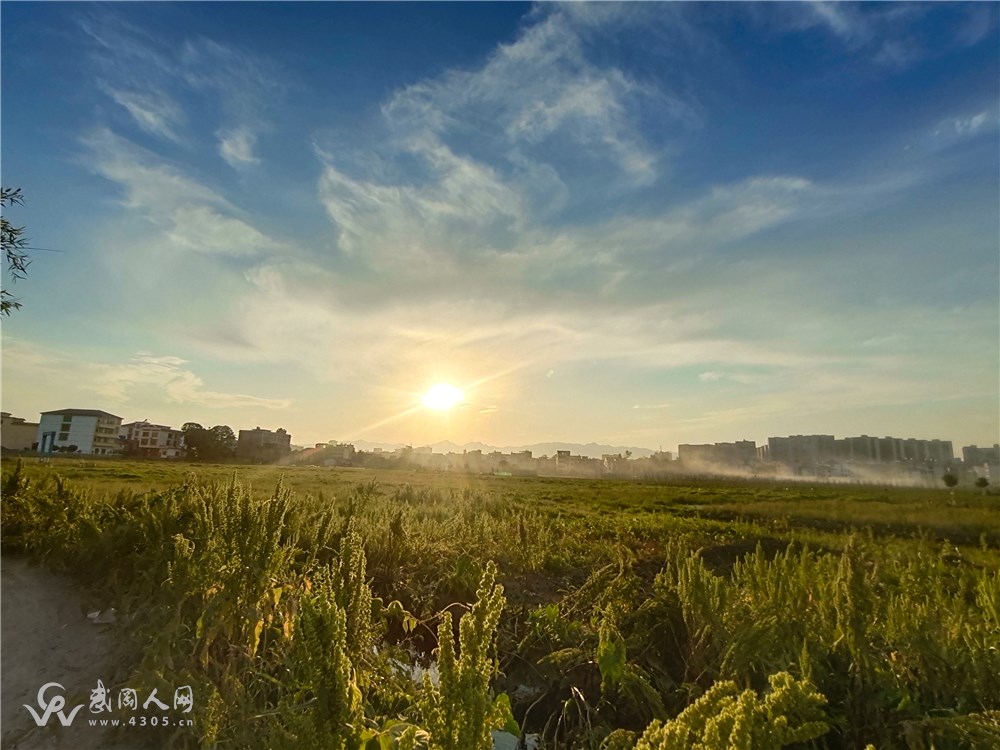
xmin=1 ymin=2 xmax=998 ymax=452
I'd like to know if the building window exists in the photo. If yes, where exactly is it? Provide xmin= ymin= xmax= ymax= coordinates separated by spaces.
xmin=58 ymin=432 xmax=69 ymax=441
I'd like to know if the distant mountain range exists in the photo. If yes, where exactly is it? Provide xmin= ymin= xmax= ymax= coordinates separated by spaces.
xmin=346 ymin=439 xmax=657 ymax=459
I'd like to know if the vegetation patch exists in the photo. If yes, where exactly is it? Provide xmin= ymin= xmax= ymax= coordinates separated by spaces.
xmin=2 ymin=457 xmax=999 ymax=749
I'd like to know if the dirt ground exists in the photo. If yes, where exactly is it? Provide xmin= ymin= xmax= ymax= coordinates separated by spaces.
xmin=1 ymin=557 xmax=146 ymax=750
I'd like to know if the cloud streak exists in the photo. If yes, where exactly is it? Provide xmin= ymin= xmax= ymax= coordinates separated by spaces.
xmin=105 ymin=87 xmax=185 ymax=142
xmin=83 ymin=128 xmax=287 ymax=257
xmin=82 ymin=11 xmax=283 ymax=167
xmin=2 ymin=340 xmax=293 ymax=415
xmin=98 ymin=353 xmax=293 ymax=410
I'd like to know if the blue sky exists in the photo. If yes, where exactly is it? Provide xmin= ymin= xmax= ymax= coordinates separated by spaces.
xmin=2 ymin=2 xmax=997 ymax=451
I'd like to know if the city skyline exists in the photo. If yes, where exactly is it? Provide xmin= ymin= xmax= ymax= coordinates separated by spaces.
xmin=1 ymin=403 xmax=988 ymax=460
xmin=2 ymin=3 xmax=998 ymax=450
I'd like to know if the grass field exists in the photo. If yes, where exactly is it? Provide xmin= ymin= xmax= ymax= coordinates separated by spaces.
xmin=2 ymin=456 xmax=998 ymax=749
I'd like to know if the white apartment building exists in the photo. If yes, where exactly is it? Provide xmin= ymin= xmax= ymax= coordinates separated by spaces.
xmin=120 ymin=421 xmax=186 ymax=459
xmin=37 ymin=409 xmax=123 ymax=455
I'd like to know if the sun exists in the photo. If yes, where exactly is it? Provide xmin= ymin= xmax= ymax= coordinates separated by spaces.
xmin=422 ymin=383 xmax=465 ymax=411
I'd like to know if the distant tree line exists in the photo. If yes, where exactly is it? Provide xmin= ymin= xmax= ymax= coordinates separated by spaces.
xmin=181 ymin=423 xmax=237 ymax=461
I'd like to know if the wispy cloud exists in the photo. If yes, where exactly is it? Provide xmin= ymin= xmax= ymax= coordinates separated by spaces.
xmin=166 ymin=206 xmax=281 ymax=256
xmin=180 ymin=37 xmax=283 ymax=168
xmin=2 ymin=340 xmax=292 ymax=414
xmin=373 ymin=5 xmax=692 ymax=195
xmin=82 ymin=11 xmax=282 ymax=167
xmin=317 ymin=136 xmax=523 ymax=268
xmin=953 ymin=4 xmax=998 ymax=47
xmin=772 ymin=2 xmax=932 ymax=70
xmin=83 ymin=128 xmax=286 ymax=257
xmin=79 ymin=12 xmax=174 ymax=78
xmin=906 ymin=103 xmax=1000 ymax=157
xmin=698 ymin=371 xmax=763 ymax=385
xmin=933 ymin=109 xmax=996 ymax=139
xmin=807 ymin=2 xmax=861 ymax=43
xmin=777 ymin=2 xmax=997 ymax=72
xmin=105 ymin=87 xmax=185 ymax=142
xmin=218 ymin=128 xmax=259 ymax=167
xmin=83 ymin=127 xmax=229 ymax=212
xmin=96 ymin=353 xmax=293 ymax=410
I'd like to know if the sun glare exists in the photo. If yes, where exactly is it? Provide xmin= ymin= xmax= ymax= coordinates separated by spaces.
xmin=422 ymin=383 xmax=464 ymax=411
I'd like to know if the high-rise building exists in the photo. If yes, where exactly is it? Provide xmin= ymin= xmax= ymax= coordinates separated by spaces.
xmin=766 ymin=435 xmax=836 ymax=468
xmin=678 ymin=441 xmax=756 ymax=466
xmin=963 ymin=444 xmax=1000 ymax=466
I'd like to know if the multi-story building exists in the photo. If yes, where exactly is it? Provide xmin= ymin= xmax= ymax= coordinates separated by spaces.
xmin=835 ymin=435 xmax=880 ymax=462
xmin=766 ymin=435 xmax=836 ymax=472
xmin=962 ymin=444 xmax=1000 ymax=467
xmin=322 ymin=442 xmax=356 ymax=465
xmin=36 ymin=409 xmax=123 ymax=455
xmin=120 ymin=421 xmax=186 ymax=459
xmin=963 ymin=444 xmax=1000 ymax=482
xmin=1 ymin=412 xmax=40 ymax=451
xmin=921 ymin=439 xmax=954 ymax=463
xmin=553 ymin=450 xmax=602 ymax=477
xmin=507 ymin=450 xmax=536 ymax=474
xmin=602 ymin=453 xmax=631 ymax=474
xmin=834 ymin=435 xmax=954 ymax=464
xmin=236 ymin=427 xmax=291 ymax=464
xmin=678 ymin=444 xmax=716 ymax=464
xmin=716 ymin=440 xmax=757 ymax=464
xmin=456 ymin=448 xmax=483 ymax=473
xmin=877 ymin=436 xmax=906 ymax=462
xmin=680 ymin=441 xmax=757 ymax=466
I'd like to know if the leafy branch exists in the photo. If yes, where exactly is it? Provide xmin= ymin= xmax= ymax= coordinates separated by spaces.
xmin=1 ymin=186 xmax=29 ymax=315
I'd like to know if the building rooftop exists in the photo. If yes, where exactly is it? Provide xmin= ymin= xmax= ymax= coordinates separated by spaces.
xmin=41 ymin=409 xmax=122 ymax=419
xmin=1 ymin=412 xmax=39 ymax=424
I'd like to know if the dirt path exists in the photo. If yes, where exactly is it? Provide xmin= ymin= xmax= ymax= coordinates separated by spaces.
xmin=1 ymin=557 xmax=144 ymax=750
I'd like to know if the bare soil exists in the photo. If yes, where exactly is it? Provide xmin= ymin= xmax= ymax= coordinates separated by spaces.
xmin=1 ymin=557 xmax=144 ymax=750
